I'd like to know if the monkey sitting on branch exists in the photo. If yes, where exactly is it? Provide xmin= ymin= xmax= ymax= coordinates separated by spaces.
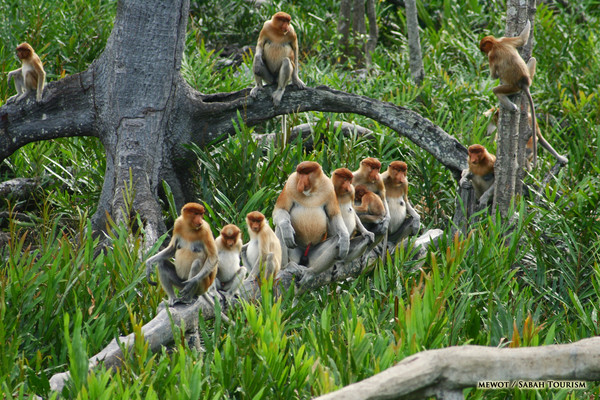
xmin=273 ymin=161 xmax=350 ymax=285
xmin=214 ymin=224 xmax=247 ymax=296
xmin=146 ymin=203 xmax=221 ymax=305
xmin=459 ymin=144 xmax=496 ymax=208
xmin=250 ymin=11 xmax=306 ymax=107
xmin=7 ymin=42 xmax=46 ymax=103
xmin=480 ymin=20 xmax=549 ymax=168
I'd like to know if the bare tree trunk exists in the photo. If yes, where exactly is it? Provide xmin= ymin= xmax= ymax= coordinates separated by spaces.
xmin=492 ymin=0 xmax=537 ymax=217
xmin=338 ymin=0 xmax=352 ymax=63
xmin=405 ymin=0 xmax=425 ymax=85
xmin=337 ymin=0 xmax=378 ymax=68
xmin=352 ymin=0 xmax=367 ymax=66
xmin=365 ymin=0 xmax=378 ymax=68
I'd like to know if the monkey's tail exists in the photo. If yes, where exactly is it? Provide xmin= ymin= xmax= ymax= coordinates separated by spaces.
xmin=526 ymin=88 xmax=537 ymax=168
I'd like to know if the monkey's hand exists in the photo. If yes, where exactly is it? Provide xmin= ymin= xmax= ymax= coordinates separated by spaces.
xmin=410 ymin=215 xmax=421 ymax=234
xmin=459 ymin=171 xmax=473 ymax=190
xmin=362 ymin=230 xmax=375 ymax=244
xmin=278 ymin=222 xmax=297 ymax=248
xmin=178 ymin=281 xmax=200 ymax=303
xmin=252 ymin=54 xmax=266 ymax=75
xmin=145 ymin=261 xmax=158 ymax=286
xmin=381 ymin=214 xmax=390 ymax=233
xmin=337 ymin=233 xmax=350 ymax=259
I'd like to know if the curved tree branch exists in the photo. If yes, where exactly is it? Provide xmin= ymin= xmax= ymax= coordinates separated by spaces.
xmin=193 ymin=85 xmax=468 ymax=177
xmin=0 ymin=72 xmax=97 ymax=163
xmin=314 ymin=336 xmax=600 ymax=400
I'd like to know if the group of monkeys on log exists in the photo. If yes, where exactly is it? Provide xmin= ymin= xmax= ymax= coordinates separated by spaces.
xmin=145 ymin=158 xmax=419 ymax=305
xmin=6 ymin=13 xmax=568 ymax=306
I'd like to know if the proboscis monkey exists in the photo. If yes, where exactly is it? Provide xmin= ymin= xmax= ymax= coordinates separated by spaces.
xmin=244 ymin=211 xmax=282 ymax=281
xmin=354 ymin=184 xmax=386 ymax=224
xmin=250 ymin=11 xmax=306 ymax=106
xmin=7 ymin=42 xmax=46 ymax=103
xmin=146 ymin=203 xmax=219 ymax=306
xmin=215 ymin=224 xmax=247 ymax=296
xmin=381 ymin=161 xmax=420 ymax=234
xmin=331 ymin=168 xmax=374 ymax=243
xmin=273 ymin=161 xmax=349 ymax=283
xmin=459 ymin=145 xmax=496 ymax=206
xmin=480 ymin=20 xmax=540 ymax=167
xmin=352 ymin=157 xmax=390 ymax=234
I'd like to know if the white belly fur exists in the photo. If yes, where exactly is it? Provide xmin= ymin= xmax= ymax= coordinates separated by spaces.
xmin=246 ymin=239 xmax=260 ymax=267
xmin=340 ymin=201 xmax=356 ymax=235
xmin=217 ymin=250 xmax=240 ymax=282
xmin=290 ymin=205 xmax=328 ymax=246
xmin=388 ymin=197 xmax=407 ymax=233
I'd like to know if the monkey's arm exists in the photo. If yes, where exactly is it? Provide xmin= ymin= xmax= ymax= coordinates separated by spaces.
xmin=273 ymin=207 xmax=297 ymax=248
xmin=354 ymin=213 xmax=375 ymax=243
xmin=219 ymin=266 xmax=247 ymax=295
xmin=7 ymin=68 xmax=21 ymax=82
xmin=404 ymin=193 xmax=421 ymax=221
xmin=459 ymin=169 xmax=473 ymax=189
xmin=179 ymin=256 xmax=218 ymax=299
xmin=477 ymin=182 xmax=495 ymax=207
xmin=329 ymin=213 xmax=350 ymax=259
xmin=145 ymin=241 xmax=177 ymax=286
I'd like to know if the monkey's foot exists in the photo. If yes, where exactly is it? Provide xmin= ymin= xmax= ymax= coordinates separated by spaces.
xmin=557 ymin=155 xmax=568 ymax=164
xmin=500 ymin=102 xmax=518 ymax=112
xmin=249 ymin=86 xmax=261 ymax=97
xmin=272 ymin=89 xmax=284 ymax=106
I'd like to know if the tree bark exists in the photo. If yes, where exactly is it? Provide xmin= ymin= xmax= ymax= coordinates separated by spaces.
xmin=492 ymin=0 xmax=537 ymax=217
xmin=314 ymin=336 xmax=600 ymax=399
xmin=405 ymin=0 xmax=425 ymax=85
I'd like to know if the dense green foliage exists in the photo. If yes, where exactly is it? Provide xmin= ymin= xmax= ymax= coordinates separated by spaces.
xmin=1 ymin=0 xmax=599 ymax=398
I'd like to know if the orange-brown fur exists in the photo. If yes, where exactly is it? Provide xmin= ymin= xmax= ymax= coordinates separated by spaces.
xmin=146 ymin=203 xmax=218 ymax=304
xmin=381 ymin=161 xmax=410 ymax=233
xmin=332 ymin=168 xmax=359 ymax=236
xmin=250 ymin=11 xmax=306 ymax=106
xmin=274 ymin=161 xmax=340 ymax=246
xmin=245 ymin=211 xmax=282 ymax=279
xmin=354 ymin=184 xmax=385 ymax=223
xmin=480 ymin=21 xmax=538 ymax=166
xmin=215 ymin=224 xmax=243 ymax=285
xmin=466 ymin=145 xmax=496 ymax=200
xmin=7 ymin=42 xmax=46 ymax=102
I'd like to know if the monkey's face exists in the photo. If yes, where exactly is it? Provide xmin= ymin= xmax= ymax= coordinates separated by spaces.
xmin=297 ymin=172 xmax=313 ymax=195
xmin=335 ymin=177 xmax=352 ymax=195
xmin=354 ymin=185 xmax=367 ymax=202
xmin=224 ymin=235 xmax=237 ymax=248
xmin=468 ymin=151 xmax=483 ymax=165
xmin=247 ymin=218 xmax=263 ymax=233
xmin=274 ymin=15 xmax=291 ymax=35
xmin=16 ymin=48 xmax=30 ymax=60
xmin=183 ymin=204 xmax=205 ymax=230
xmin=368 ymin=166 xmax=380 ymax=182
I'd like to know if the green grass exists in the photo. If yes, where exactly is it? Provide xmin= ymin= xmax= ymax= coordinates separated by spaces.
xmin=1 ymin=0 xmax=600 ymax=398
